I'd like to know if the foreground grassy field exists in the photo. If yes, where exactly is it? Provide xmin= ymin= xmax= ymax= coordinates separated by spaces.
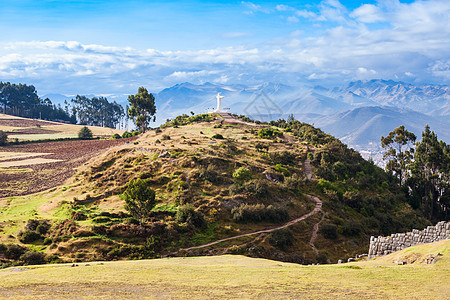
xmin=0 ymin=240 xmax=448 ymax=299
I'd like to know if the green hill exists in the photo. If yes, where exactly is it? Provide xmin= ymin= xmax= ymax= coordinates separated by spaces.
xmin=0 ymin=113 xmax=430 ymax=266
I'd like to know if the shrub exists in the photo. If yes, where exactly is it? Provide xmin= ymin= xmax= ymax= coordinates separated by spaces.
xmin=162 ymin=134 xmax=170 ymax=140
xmin=212 ymin=133 xmax=224 ymax=139
xmin=112 ymin=133 xmax=121 ymax=139
xmin=231 ymin=204 xmax=289 ymax=223
xmin=255 ymin=142 xmax=269 ymax=152
xmin=268 ymin=229 xmax=294 ymax=251
xmin=341 ymin=221 xmax=362 ymax=237
xmin=176 ymin=204 xmax=206 ymax=228
xmin=122 ymin=131 xmax=133 ymax=138
xmin=124 ymin=179 xmax=157 ymax=224
xmin=155 ymin=128 xmax=162 ymax=133
xmin=43 ymin=237 xmax=53 ymax=245
xmin=18 ymin=231 xmax=42 ymax=243
xmin=3 ymin=244 xmax=26 ymax=260
xmin=199 ymin=164 xmax=221 ymax=183
xmin=0 ymin=130 xmax=7 ymax=146
xmin=269 ymin=151 xmax=296 ymax=165
xmin=274 ymin=164 xmax=290 ymax=176
xmin=258 ymin=128 xmax=282 ymax=139
xmin=20 ymin=251 xmax=46 ymax=265
xmin=232 ymin=167 xmax=252 ymax=184
xmin=78 ymin=126 xmax=93 ymax=139
xmin=319 ymin=223 xmax=338 ymax=239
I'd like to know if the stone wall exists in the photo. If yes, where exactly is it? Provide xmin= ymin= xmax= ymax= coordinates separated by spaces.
xmin=368 ymin=221 xmax=450 ymax=259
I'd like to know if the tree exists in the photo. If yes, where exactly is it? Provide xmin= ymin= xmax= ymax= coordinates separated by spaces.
xmin=0 ymin=130 xmax=7 ymax=146
xmin=381 ymin=125 xmax=416 ymax=184
xmin=127 ymin=87 xmax=156 ymax=132
xmin=408 ymin=125 xmax=449 ymax=220
xmin=78 ymin=126 xmax=93 ymax=139
xmin=123 ymin=179 xmax=156 ymax=224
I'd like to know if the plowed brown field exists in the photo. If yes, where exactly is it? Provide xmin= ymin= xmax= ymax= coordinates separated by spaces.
xmin=0 ymin=138 xmax=134 ymax=198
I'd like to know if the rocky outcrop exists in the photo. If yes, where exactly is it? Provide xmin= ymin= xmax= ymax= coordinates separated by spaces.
xmin=368 ymin=221 xmax=450 ymax=259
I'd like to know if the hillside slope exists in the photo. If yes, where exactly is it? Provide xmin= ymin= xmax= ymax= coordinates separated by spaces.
xmin=0 ymin=114 xmax=429 ymax=266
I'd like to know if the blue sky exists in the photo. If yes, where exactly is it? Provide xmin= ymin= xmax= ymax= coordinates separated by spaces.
xmin=0 ymin=0 xmax=448 ymax=95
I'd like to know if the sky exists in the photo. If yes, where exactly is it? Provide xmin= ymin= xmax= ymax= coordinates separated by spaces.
xmin=0 ymin=0 xmax=449 ymax=95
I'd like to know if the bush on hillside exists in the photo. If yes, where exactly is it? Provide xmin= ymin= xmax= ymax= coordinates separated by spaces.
xmin=212 ymin=133 xmax=224 ymax=139
xmin=258 ymin=128 xmax=282 ymax=139
xmin=341 ymin=221 xmax=362 ymax=237
xmin=319 ymin=223 xmax=338 ymax=239
xmin=18 ymin=230 xmax=42 ymax=244
xmin=231 ymin=204 xmax=289 ymax=223
xmin=268 ymin=151 xmax=296 ymax=165
xmin=2 ymin=244 xmax=27 ymax=260
xmin=199 ymin=164 xmax=221 ymax=184
xmin=232 ymin=167 xmax=252 ymax=184
xmin=122 ymin=131 xmax=133 ymax=138
xmin=123 ymin=178 xmax=157 ymax=224
xmin=20 ymin=251 xmax=46 ymax=265
xmin=268 ymin=228 xmax=294 ymax=251
xmin=176 ymin=204 xmax=206 ymax=228
xmin=112 ymin=133 xmax=121 ymax=139
xmin=78 ymin=126 xmax=93 ymax=139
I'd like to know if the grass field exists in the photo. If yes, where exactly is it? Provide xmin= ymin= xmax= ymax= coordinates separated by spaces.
xmin=0 ymin=240 xmax=448 ymax=299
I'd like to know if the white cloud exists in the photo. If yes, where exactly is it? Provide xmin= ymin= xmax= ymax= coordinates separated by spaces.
xmin=351 ymin=4 xmax=385 ymax=23
xmin=287 ymin=16 xmax=299 ymax=23
xmin=241 ymin=1 xmax=271 ymax=14
xmin=0 ymin=1 xmax=449 ymax=94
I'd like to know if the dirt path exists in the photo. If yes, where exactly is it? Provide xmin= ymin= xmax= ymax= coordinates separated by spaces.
xmin=180 ymin=195 xmax=322 ymax=252
xmin=308 ymin=211 xmax=325 ymax=256
xmin=303 ymin=159 xmax=314 ymax=181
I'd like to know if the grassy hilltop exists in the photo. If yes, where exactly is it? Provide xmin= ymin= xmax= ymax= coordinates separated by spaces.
xmin=0 ymin=113 xmax=430 ymax=266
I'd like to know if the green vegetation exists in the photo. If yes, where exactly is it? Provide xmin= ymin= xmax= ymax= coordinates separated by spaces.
xmin=232 ymin=167 xmax=252 ymax=184
xmin=71 ymin=95 xmax=125 ymax=128
xmin=258 ymin=128 xmax=282 ymax=139
xmin=231 ymin=204 xmax=289 ymax=223
xmin=0 ymin=130 xmax=7 ymax=145
xmin=382 ymin=125 xmax=449 ymax=222
xmin=176 ymin=204 xmax=206 ymax=228
xmin=123 ymin=179 xmax=157 ymax=224
xmin=127 ymin=87 xmax=156 ymax=132
xmin=0 ymin=81 xmax=75 ymax=122
xmin=78 ymin=126 xmax=93 ymax=139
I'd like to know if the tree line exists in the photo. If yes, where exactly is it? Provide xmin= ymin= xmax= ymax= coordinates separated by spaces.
xmin=382 ymin=125 xmax=449 ymax=221
xmin=0 ymin=82 xmax=75 ymax=123
xmin=0 ymin=81 xmax=157 ymax=131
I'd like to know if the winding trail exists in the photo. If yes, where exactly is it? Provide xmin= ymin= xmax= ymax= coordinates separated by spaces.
xmin=180 ymin=195 xmax=322 ymax=251
xmin=308 ymin=211 xmax=325 ymax=256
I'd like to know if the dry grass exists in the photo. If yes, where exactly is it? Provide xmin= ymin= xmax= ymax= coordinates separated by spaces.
xmin=0 ymin=240 xmax=449 ymax=299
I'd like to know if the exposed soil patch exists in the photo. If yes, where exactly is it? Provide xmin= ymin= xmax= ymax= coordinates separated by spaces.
xmin=0 ymin=119 xmax=60 ymax=127
xmin=4 ymin=128 xmax=60 ymax=135
xmin=0 ymin=138 xmax=135 ymax=198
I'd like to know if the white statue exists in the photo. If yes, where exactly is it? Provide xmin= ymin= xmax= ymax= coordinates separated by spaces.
xmin=215 ymin=92 xmax=225 ymax=112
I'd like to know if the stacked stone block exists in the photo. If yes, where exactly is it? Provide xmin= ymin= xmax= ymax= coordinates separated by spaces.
xmin=368 ymin=221 xmax=450 ymax=259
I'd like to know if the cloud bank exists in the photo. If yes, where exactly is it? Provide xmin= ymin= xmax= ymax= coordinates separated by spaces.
xmin=0 ymin=0 xmax=449 ymax=95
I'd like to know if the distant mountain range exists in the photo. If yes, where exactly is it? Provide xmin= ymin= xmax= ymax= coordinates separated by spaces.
xmin=154 ymin=80 xmax=449 ymax=165
xmin=42 ymin=79 xmax=449 ymax=165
